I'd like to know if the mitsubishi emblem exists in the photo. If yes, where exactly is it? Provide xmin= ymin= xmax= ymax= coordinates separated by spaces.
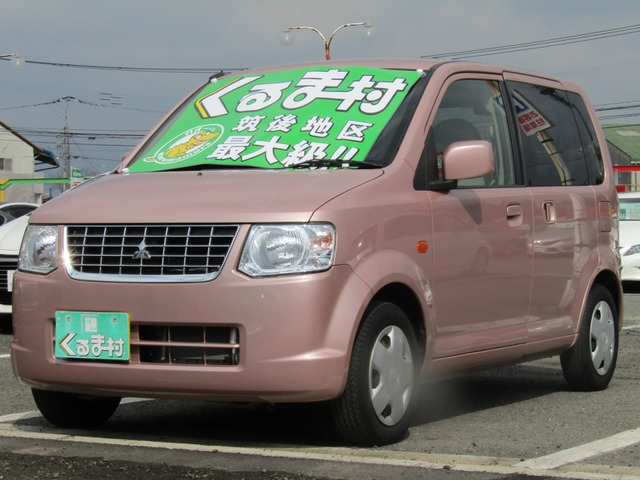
xmin=132 ymin=240 xmax=152 ymax=260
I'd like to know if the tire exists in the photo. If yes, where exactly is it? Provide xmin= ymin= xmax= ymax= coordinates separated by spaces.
xmin=331 ymin=302 xmax=418 ymax=446
xmin=32 ymin=388 xmax=121 ymax=428
xmin=561 ymin=285 xmax=618 ymax=391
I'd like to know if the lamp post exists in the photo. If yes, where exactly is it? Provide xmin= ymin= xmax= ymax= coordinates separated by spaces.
xmin=279 ymin=22 xmax=375 ymax=60
xmin=0 ymin=53 xmax=24 ymax=69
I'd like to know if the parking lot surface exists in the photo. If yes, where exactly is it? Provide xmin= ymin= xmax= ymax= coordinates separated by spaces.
xmin=1 ymin=303 xmax=639 ymax=480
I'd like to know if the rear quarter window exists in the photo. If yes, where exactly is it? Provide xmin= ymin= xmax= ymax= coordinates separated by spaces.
xmin=567 ymin=92 xmax=605 ymax=185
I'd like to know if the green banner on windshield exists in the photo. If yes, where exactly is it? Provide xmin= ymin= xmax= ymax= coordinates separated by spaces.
xmin=129 ymin=66 xmax=422 ymax=172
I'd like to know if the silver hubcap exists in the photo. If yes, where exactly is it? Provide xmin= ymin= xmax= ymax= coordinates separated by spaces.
xmin=369 ymin=325 xmax=414 ymax=426
xmin=590 ymin=300 xmax=615 ymax=376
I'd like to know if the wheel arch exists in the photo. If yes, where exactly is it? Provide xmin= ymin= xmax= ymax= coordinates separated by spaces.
xmin=347 ymin=249 xmax=432 ymax=367
xmin=570 ymin=243 xmax=623 ymax=342
xmin=591 ymin=269 xmax=624 ymax=331
xmin=370 ymin=283 xmax=427 ymax=362
xmin=567 ymin=265 xmax=623 ymax=354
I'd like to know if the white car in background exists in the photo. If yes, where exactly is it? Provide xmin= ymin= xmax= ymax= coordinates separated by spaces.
xmin=618 ymin=191 xmax=640 ymax=282
xmin=0 ymin=202 xmax=38 ymax=226
xmin=0 ymin=214 xmax=30 ymax=317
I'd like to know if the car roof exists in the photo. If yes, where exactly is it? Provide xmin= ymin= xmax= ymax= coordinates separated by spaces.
xmin=239 ymin=58 xmax=560 ymax=79
xmin=227 ymin=59 xmax=579 ymax=95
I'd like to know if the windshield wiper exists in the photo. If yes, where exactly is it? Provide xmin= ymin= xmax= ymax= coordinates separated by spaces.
xmin=162 ymin=163 xmax=267 ymax=172
xmin=288 ymin=159 xmax=381 ymax=169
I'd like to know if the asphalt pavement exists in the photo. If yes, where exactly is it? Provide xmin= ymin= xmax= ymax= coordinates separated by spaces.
xmin=1 ymin=298 xmax=639 ymax=480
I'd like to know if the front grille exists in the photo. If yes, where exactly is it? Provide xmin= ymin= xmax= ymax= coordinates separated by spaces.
xmin=65 ymin=224 xmax=239 ymax=282
xmin=135 ymin=324 xmax=240 ymax=365
xmin=0 ymin=256 xmax=17 ymax=305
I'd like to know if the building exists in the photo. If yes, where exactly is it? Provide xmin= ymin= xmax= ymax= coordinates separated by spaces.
xmin=0 ymin=120 xmax=59 ymax=203
xmin=602 ymin=124 xmax=640 ymax=191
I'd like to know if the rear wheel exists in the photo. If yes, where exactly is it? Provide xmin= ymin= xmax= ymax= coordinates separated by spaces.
xmin=32 ymin=388 xmax=121 ymax=428
xmin=332 ymin=302 xmax=418 ymax=446
xmin=561 ymin=285 xmax=618 ymax=391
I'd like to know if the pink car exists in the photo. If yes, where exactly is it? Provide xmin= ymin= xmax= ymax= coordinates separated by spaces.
xmin=11 ymin=59 xmax=621 ymax=446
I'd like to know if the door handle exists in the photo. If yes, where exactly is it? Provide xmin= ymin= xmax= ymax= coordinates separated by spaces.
xmin=506 ymin=204 xmax=521 ymax=219
xmin=543 ymin=201 xmax=556 ymax=224
xmin=506 ymin=204 xmax=522 ymax=227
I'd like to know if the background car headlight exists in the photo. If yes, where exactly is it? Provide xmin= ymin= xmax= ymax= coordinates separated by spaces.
xmin=19 ymin=225 xmax=58 ymax=274
xmin=239 ymin=223 xmax=336 ymax=277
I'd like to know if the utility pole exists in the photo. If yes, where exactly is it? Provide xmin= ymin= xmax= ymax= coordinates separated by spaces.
xmin=62 ymin=100 xmax=70 ymax=182
xmin=57 ymin=96 xmax=77 ymax=190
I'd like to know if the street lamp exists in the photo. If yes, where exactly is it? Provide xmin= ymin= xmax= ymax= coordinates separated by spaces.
xmin=0 ymin=53 xmax=24 ymax=69
xmin=279 ymin=22 xmax=375 ymax=60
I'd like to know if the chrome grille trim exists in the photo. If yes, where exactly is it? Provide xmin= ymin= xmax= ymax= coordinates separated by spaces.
xmin=64 ymin=224 xmax=240 ymax=283
xmin=0 ymin=255 xmax=17 ymax=305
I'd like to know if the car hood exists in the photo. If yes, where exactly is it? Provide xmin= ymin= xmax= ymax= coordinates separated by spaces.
xmin=30 ymin=169 xmax=383 ymax=224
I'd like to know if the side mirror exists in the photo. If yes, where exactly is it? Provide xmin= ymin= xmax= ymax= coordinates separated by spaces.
xmin=442 ymin=140 xmax=494 ymax=181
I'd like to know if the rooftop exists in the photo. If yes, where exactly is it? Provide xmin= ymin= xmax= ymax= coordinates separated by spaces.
xmin=602 ymin=124 xmax=640 ymax=162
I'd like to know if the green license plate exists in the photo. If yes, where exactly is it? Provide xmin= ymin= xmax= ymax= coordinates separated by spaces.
xmin=55 ymin=311 xmax=130 ymax=361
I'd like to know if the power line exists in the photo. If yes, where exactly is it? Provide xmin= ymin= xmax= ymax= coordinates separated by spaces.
xmin=0 ymin=56 xmax=246 ymax=74
xmin=598 ymin=113 xmax=640 ymax=120
xmin=14 ymin=128 xmax=146 ymax=139
xmin=0 ymin=102 xmax=164 ymax=115
xmin=2 ymin=23 xmax=637 ymax=69
xmin=423 ymin=23 xmax=640 ymax=59
xmin=595 ymin=100 xmax=640 ymax=120
xmin=595 ymin=104 xmax=640 ymax=112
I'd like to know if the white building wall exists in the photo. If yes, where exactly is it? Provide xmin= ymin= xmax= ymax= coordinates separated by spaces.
xmin=0 ymin=125 xmax=42 ymax=204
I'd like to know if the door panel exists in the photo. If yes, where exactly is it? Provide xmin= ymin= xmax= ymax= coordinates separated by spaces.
xmin=528 ymin=188 xmax=596 ymax=342
xmin=430 ymin=188 xmax=533 ymax=357
xmin=425 ymin=76 xmax=534 ymax=359
xmin=504 ymin=80 xmax=599 ymax=343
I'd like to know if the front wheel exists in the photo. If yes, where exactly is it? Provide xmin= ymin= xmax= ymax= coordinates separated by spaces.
xmin=32 ymin=388 xmax=121 ymax=428
xmin=331 ymin=302 xmax=418 ymax=446
xmin=561 ymin=285 xmax=618 ymax=391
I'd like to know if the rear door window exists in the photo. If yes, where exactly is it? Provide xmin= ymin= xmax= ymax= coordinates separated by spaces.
xmin=506 ymin=82 xmax=592 ymax=186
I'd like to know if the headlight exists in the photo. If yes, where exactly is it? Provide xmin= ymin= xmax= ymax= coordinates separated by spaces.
xmin=239 ymin=223 xmax=336 ymax=277
xmin=623 ymin=244 xmax=640 ymax=256
xmin=19 ymin=225 xmax=58 ymax=274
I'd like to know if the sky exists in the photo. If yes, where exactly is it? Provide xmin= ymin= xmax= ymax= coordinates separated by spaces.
xmin=1 ymin=0 xmax=639 ymax=179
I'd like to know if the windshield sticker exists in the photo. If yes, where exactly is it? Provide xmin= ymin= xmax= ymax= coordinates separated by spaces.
xmin=143 ymin=125 xmax=223 ymax=165
xmin=129 ymin=66 xmax=422 ymax=172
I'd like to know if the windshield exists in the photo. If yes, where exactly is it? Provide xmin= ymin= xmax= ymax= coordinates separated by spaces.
xmin=620 ymin=198 xmax=640 ymax=221
xmin=127 ymin=66 xmax=425 ymax=172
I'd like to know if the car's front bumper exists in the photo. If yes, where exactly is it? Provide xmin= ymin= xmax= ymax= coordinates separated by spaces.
xmin=11 ymin=264 xmax=370 ymax=403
